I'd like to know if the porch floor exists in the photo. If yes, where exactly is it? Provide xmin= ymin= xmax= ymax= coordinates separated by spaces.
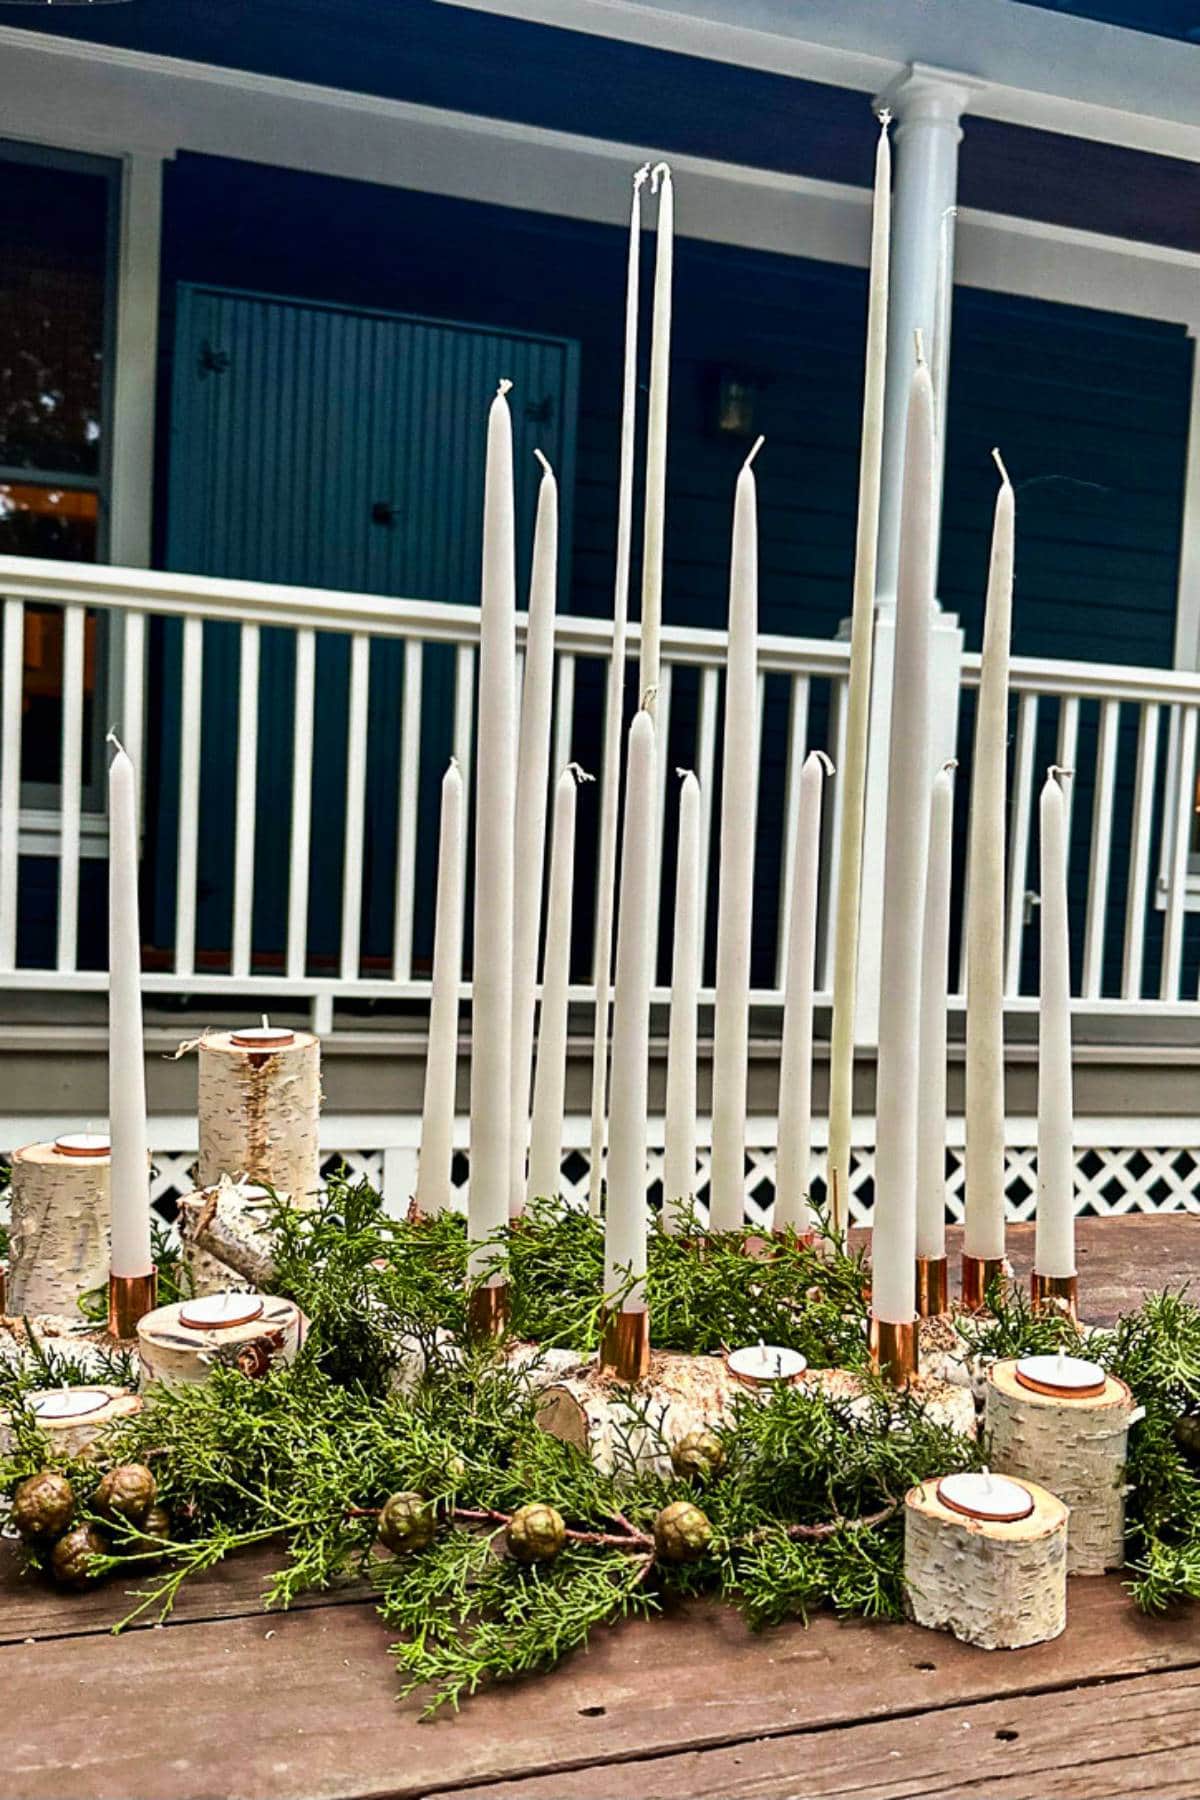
xmin=2 ymin=1215 xmax=1195 ymax=1800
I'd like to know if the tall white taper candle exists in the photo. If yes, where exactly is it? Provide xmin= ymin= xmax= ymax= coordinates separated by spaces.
xmin=1036 ymin=767 xmax=1075 ymax=1280
xmin=589 ymin=164 xmax=649 ymax=1216
xmin=469 ymin=381 xmax=517 ymax=1278
xmin=663 ymin=768 xmax=700 ymax=1231
xmin=709 ymin=437 xmax=763 ymax=1232
xmin=828 ymin=114 xmax=891 ymax=1236
xmin=964 ymin=454 xmax=1015 ymax=1265
xmin=416 ymin=758 xmax=464 ymax=1217
xmin=776 ymin=750 xmax=833 ymax=1232
xmin=872 ymin=354 xmax=934 ymax=1328
xmin=917 ymin=761 xmax=956 ymax=1260
xmin=528 ymin=765 xmax=586 ymax=1207
xmin=107 ymin=737 xmax=152 ymax=1279
xmin=510 ymin=452 xmax=558 ymax=1216
xmin=605 ymin=710 xmax=654 ymax=1304
xmin=639 ymin=162 xmax=673 ymax=712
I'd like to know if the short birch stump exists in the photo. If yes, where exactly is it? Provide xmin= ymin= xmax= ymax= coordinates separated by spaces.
xmin=986 ymin=1357 xmax=1135 ymax=1574
xmin=0 ymin=1386 xmax=142 ymax=1459
xmin=196 ymin=1029 xmax=322 ymax=1204
xmin=8 ymin=1140 xmax=111 ymax=1318
xmin=904 ymin=1476 xmax=1068 ymax=1650
xmin=137 ymin=1293 xmax=304 ymax=1390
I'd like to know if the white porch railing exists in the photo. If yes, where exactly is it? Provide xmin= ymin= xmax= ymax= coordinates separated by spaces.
xmin=1 ymin=553 xmax=1198 ymax=1027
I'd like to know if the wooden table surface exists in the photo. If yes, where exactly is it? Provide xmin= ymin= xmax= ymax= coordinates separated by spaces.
xmin=4 ymin=1215 xmax=1198 ymax=1800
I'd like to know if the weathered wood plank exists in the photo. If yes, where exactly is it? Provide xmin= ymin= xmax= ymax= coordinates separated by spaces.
xmin=430 ymin=1663 xmax=1200 ymax=1799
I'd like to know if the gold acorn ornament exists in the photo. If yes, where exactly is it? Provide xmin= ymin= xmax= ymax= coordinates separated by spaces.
xmin=93 ymin=1463 xmax=157 ymax=1527
xmin=505 ymin=1503 xmax=567 ymax=1565
xmin=670 ymin=1430 xmax=725 ymax=1483
xmin=377 ymin=1491 xmax=436 ymax=1554
xmin=51 ymin=1523 xmax=109 ymax=1589
xmin=10 ymin=1471 xmax=75 ymax=1543
xmin=652 ymin=1500 xmax=712 ymax=1564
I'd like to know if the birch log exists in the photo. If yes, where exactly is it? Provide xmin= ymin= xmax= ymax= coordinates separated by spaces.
xmin=8 ymin=1141 xmax=111 ymax=1317
xmin=196 ymin=1031 xmax=322 ymax=1203
xmin=176 ymin=1181 xmax=278 ymax=1291
xmin=537 ymin=1350 xmax=744 ymax=1479
xmin=986 ymin=1359 xmax=1134 ymax=1573
xmin=137 ymin=1294 xmax=303 ymax=1391
xmin=0 ymin=1387 xmax=142 ymax=1459
xmin=904 ymin=1476 xmax=1068 ymax=1649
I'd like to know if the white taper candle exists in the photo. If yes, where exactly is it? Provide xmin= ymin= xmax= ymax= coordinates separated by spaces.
xmin=528 ymin=765 xmax=585 ymax=1207
xmin=828 ymin=114 xmax=891 ymax=1236
xmin=107 ymin=738 xmax=152 ymax=1278
xmin=776 ymin=749 xmax=833 ymax=1233
xmin=964 ymin=454 xmax=1015 ymax=1264
xmin=1036 ymin=767 xmax=1075 ymax=1279
xmin=469 ymin=381 xmax=517 ymax=1277
xmin=416 ymin=758 xmax=464 ymax=1217
xmin=639 ymin=162 xmax=673 ymax=711
xmin=605 ymin=710 xmax=654 ymax=1304
xmin=709 ymin=437 xmax=762 ymax=1232
xmin=917 ymin=761 xmax=956 ymax=1259
xmin=510 ymin=452 xmax=558 ymax=1216
xmin=663 ymin=768 xmax=700 ymax=1231
xmin=872 ymin=355 xmax=934 ymax=1327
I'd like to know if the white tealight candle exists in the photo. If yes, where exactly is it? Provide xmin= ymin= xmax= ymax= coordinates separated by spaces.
xmin=937 ymin=1468 xmax=1034 ymax=1522
xmin=53 ymin=1132 xmax=111 ymax=1159
xmin=1015 ymin=1349 xmax=1106 ymax=1398
xmin=179 ymin=1292 xmax=265 ymax=1331
xmin=727 ymin=1342 xmax=807 ymax=1386
xmin=28 ymin=1387 xmax=109 ymax=1421
xmin=230 ymin=1022 xmax=296 ymax=1049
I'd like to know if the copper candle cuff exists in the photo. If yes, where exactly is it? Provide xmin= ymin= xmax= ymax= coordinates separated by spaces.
xmin=960 ymin=1252 xmax=1006 ymax=1312
xmin=107 ymin=1269 xmax=158 ymax=1340
xmin=915 ymin=1255 xmax=950 ymax=1318
xmin=1030 ymin=1270 xmax=1079 ymax=1321
xmin=600 ymin=1307 xmax=651 ymax=1383
xmin=869 ymin=1315 xmax=918 ymax=1387
xmin=467 ymin=1281 xmax=510 ymax=1343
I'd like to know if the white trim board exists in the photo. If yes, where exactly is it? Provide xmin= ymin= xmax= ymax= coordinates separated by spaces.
xmin=0 ymin=27 xmax=1197 ymax=328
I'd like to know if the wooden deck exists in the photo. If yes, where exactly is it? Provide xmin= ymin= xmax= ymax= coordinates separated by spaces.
xmin=3 ymin=1215 xmax=1198 ymax=1800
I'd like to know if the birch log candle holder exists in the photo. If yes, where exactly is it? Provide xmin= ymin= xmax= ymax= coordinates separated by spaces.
xmin=7 ymin=1136 xmax=111 ymax=1319
xmin=194 ymin=1027 xmax=322 ymax=1205
xmin=136 ymin=1293 xmax=304 ymax=1391
xmin=904 ymin=1471 xmax=1068 ymax=1649
xmin=986 ymin=1353 xmax=1136 ymax=1574
xmin=177 ymin=1179 xmax=278 ymax=1296
xmin=0 ymin=1385 xmax=143 ymax=1459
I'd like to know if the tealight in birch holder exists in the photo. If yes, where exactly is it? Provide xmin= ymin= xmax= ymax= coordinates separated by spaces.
xmin=904 ymin=1470 xmax=1068 ymax=1649
xmin=136 ymin=1293 xmax=304 ymax=1391
xmin=195 ymin=1026 xmax=322 ymax=1205
xmin=0 ymin=1384 xmax=143 ymax=1459
xmin=7 ymin=1136 xmax=112 ymax=1319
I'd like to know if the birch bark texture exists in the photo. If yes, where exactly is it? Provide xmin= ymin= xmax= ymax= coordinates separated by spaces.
xmin=196 ymin=1031 xmax=322 ymax=1203
xmin=137 ymin=1294 xmax=303 ymax=1391
xmin=0 ymin=1387 xmax=142 ymax=1459
xmin=904 ymin=1476 xmax=1068 ymax=1649
xmin=8 ymin=1141 xmax=111 ymax=1317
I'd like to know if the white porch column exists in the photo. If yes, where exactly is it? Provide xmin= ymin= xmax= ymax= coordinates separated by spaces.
xmin=108 ymin=152 xmax=165 ymax=570
xmin=854 ymin=67 xmax=977 ymax=1044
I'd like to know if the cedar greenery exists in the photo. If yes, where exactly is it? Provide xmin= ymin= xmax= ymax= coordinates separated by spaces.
xmin=1 ymin=1177 xmax=1198 ymax=1712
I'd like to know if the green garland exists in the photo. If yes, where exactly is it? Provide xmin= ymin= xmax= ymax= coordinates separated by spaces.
xmin=2 ymin=1178 xmax=1198 ymax=1714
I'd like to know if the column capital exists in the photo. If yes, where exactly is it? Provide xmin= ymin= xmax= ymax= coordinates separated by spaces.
xmin=875 ymin=62 xmax=987 ymax=133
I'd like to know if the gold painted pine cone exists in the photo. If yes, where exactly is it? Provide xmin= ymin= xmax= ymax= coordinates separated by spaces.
xmin=505 ymin=1503 xmax=567 ymax=1564
xmin=653 ymin=1500 xmax=713 ymax=1563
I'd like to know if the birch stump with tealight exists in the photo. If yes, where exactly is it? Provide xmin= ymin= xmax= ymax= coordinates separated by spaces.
xmin=986 ymin=1354 xmax=1136 ymax=1574
xmin=904 ymin=1471 xmax=1068 ymax=1650
xmin=136 ymin=1292 xmax=304 ymax=1391
xmin=7 ymin=1136 xmax=112 ymax=1319
xmin=195 ymin=1025 xmax=322 ymax=1205
xmin=0 ymin=1385 xmax=143 ymax=1459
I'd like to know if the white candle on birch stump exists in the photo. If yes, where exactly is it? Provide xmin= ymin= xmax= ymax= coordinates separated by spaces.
xmin=827 ymin=114 xmax=891 ymax=1238
xmin=528 ymin=765 xmax=585 ymax=1206
xmin=638 ymin=162 xmax=673 ymax=711
xmin=776 ymin=750 xmax=833 ymax=1233
xmin=917 ymin=761 xmax=956 ymax=1268
xmin=107 ymin=738 xmax=153 ymax=1284
xmin=709 ymin=437 xmax=763 ymax=1233
xmin=511 ymin=453 xmax=558 ymax=1217
xmin=589 ymin=163 xmax=648 ymax=1217
xmin=663 ymin=769 xmax=700 ymax=1231
xmin=469 ymin=381 xmax=517 ymax=1290
xmin=416 ymin=758 xmax=464 ymax=1217
xmin=605 ymin=711 xmax=654 ymax=1310
xmin=1036 ymin=767 xmax=1075 ymax=1284
xmin=871 ymin=355 xmax=934 ymax=1367
xmin=963 ymin=454 xmax=1015 ymax=1295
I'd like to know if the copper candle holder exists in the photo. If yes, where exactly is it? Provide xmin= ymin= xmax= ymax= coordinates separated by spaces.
xmin=961 ymin=1253 xmax=1006 ymax=1312
xmin=467 ymin=1280 xmax=510 ymax=1343
xmin=915 ymin=1255 xmax=949 ymax=1318
xmin=599 ymin=1307 xmax=651 ymax=1383
xmin=869 ymin=1315 xmax=918 ymax=1387
xmin=107 ymin=1269 xmax=158 ymax=1341
xmin=1030 ymin=1271 xmax=1079 ymax=1321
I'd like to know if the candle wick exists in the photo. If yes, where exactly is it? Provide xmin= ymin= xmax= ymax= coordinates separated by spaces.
xmin=533 ymin=447 xmax=554 ymax=478
xmin=876 ymin=106 xmax=892 ymax=133
xmin=496 ymin=377 xmax=513 ymax=399
xmin=981 ymin=1466 xmax=992 ymax=1491
xmin=649 ymin=160 xmax=672 ymax=194
xmin=640 ymin=685 xmax=658 ymax=713
xmin=991 ymin=446 xmax=1012 ymax=488
xmin=448 ymin=754 xmax=458 ymax=770
xmin=105 ymin=726 xmax=126 ymax=756
xmin=1048 ymin=764 xmax=1075 ymax=785
xmin=633 ymin=160 xmax=652 ymax=191
xmin=566 ymin=761 xmax=595 ymax=785
xmin=262 ymin=1013 xmax=270 ymax=1030
xmin=810 ymin=749 xmax=836 ymax=778
xmin=743 ymin=434 xmax=765 ymax=472
xmin=675 ymin=766 xmax=696 ymax=783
